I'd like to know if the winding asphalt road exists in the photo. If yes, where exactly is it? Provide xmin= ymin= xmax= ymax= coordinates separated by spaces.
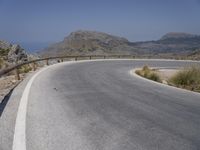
xmin=1 ymin=59 xmax=200 ymax=150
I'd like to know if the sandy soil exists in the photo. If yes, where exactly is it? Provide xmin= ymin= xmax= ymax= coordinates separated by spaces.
xmin=156 ymin=69 xmax=179 ymax=83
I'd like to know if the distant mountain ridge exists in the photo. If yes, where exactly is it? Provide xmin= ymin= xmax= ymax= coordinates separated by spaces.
xmin=134 ymin=33 xmax=200 ymax=54
xmin=160 ymin=32 xmax=197 ymax=40
xmin=41 ymin=30 xmax=200 ymax=58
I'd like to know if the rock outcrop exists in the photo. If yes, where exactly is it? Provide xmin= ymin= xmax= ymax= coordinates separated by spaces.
xmin=8 ymin=44 xmax=28 ymax=63
xmin=0 ymin=40 xmax=28 ymax=64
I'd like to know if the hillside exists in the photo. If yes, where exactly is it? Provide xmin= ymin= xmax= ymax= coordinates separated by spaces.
xmin=41 ymin=30 xmax=200 ymax=58
xmin=41 ymin=30 xmax=140 ymax=56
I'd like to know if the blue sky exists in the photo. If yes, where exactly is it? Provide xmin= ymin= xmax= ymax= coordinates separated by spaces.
xmin=0 ymin=0 xmax=200 ymax=51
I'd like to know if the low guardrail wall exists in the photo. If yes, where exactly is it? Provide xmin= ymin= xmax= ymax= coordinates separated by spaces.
xmin=0 ymin=55 xmax=136 ymax=80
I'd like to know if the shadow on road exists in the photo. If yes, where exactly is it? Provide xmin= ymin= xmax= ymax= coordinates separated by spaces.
xmin=0 ymin=89 xmax=13 ymax=117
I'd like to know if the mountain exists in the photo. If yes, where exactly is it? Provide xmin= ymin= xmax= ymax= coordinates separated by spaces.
xmin=41 ymin=30 xmax=140 ymax=56
xmin=134 ymin=32 xmax=200 ymax=54
xmin=41 ymin=30 xmax=200 ymax=58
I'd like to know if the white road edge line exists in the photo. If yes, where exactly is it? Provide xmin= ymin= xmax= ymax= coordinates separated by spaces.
xmin=12 ymin=66 xmax=51 ymax=150
xmin=12 ymin=60 xmax=84 ymax=150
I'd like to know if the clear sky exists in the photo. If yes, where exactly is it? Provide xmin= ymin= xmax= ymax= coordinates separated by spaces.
xmin=0 ymin=0 xmax=200 ymax=51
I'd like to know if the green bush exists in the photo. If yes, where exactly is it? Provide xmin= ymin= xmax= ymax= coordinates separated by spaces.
xmin=19 ymin=65 xmax=32 ymax=73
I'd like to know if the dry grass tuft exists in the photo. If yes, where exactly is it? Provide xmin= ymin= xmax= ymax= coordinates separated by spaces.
xmin=135 ymin=66 xmax=161 ymax=82
xmin=169 ymin=65 xmax=200 ymax=92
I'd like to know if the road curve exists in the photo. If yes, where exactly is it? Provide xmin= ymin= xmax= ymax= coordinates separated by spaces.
xmin=5 ymin=60 xmax=200 ymax=150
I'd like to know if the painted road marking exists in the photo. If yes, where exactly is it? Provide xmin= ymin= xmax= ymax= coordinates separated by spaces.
xmin=12 ymin=61 xmax=76 ymax=150
xmin=12 ymin=67 xmax=49 ymax=150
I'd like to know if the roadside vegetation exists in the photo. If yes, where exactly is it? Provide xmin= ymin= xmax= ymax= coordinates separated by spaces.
xmin=0 ymin=58 xmax=8 ymax=69
xmin=18 ymin=65 xmax=32 ymax=74
xmin=0 ymin=48 xmax=9 ymax=57
xmin=0 ymin=58 xmax=4 ymax=69
xmin=169 ymin=65 xmax=200 ymax=92
xmin=135 ymin=66 xmax=161 ymax=82
xmin=135 ymin=65 xmax=200 ymax=93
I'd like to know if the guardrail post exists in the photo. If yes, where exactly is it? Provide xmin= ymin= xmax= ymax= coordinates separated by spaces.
xmin=15 ymin=68 xmax=20 ymax=80
xmin=104 ymin=56 xmax=106 ymax=59
xmin=32 ymin=62 xmax=36 ymax=71
xmin=46 ymin=59 xmax=49 ymax=65
xmin=89 ymin=56 xmax=92 ymax=60
xmin=75 ymin=57 xmax=78 ymax=61
xmin=61 ymin=59 xmax=63 ymax=62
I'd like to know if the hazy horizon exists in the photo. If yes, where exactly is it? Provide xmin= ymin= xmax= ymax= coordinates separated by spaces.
xmin=0 ymin=0 xmax=200 ymax=51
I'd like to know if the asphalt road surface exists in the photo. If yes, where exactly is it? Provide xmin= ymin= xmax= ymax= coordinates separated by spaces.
xmin=1 ymin=59 xmax=200 ymax=150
